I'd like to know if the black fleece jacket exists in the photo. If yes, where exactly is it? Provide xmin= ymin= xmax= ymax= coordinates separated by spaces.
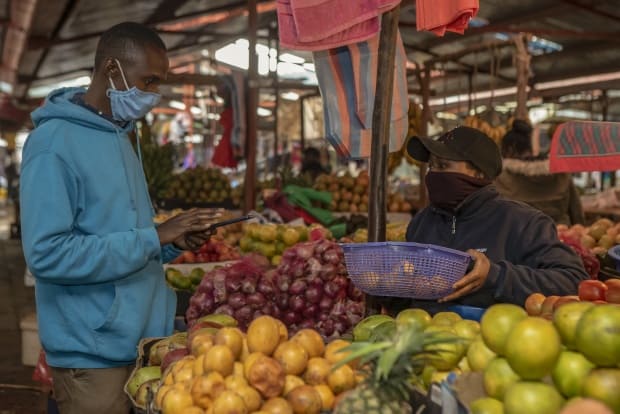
xmin=390 ymin=185 xmax=588 ymax=314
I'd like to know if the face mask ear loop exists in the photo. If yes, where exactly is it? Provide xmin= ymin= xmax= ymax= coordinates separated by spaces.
xmin=114 ymin=58 xmax=131 ymax=90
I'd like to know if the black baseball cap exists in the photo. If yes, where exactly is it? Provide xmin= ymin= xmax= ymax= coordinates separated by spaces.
xmin=406 ymin=126 xmax=503 ymax=179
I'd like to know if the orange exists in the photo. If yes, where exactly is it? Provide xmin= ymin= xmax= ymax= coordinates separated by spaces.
xmin=453 ymin=320 xmax=480 ymax=341
xmin=161 ymin=389 xmax=194 ymax=414
xmin=275 ymin=319 xmax=289 ymax=344
xmin=193 ymin=355 xmax=206 ymax=377
xmin=179 ymin=407 xmax=204 ymax=414
xmin=326 ymin=364 xmax=356 ymax=394
xmin=261 ymin=397 xmax=294 ymax=414
xmin=396 ymin=308 xmax=432 ymax=329
xmin=214 ymin=327 xmax=244 ymax=360
xmin=480 ymin=304 xmax=527 ymax=356
xmin=431 ymin=311 xmax=462 ymax=326
xmin=503 ymin=382 xmax=564 ymax=414
xmin=483 ymin=358 xmax=520 ymax=400
xmin=191 ymin=330 xmax=216 ymax=357
xmin=424 ymin=326 xmax=466 ymax=371
xmin=204 ymin=345 xmax=235 ymax=377
xmin=313 ymin=384 xmax=335 ymax=410
xmin=247 ymin=316 xmax=281 ymax=356
xmin=291 ymin=329 xmax=325 ymax=358
xmin=283 ymin=375 xmax=305 ymax=397
xmin=247 ymin=356 xmax=286 ymax=399
xmin=224 ymin=375 xmax=248 ymax=392
xmin=469 ymin=397 xmax=503 ymax=414
xmin=505 ymin=317 xmax=561 ymax=380
xmin=303 ymin=357 xmax=331 ymax=385
xmin=212 ymin=390 xmax=248 ymax=414
xmin=582 ymin=369 xmax=620 ymax=413
xmin=286 ymin=385 xmax=322 ymax=414
xmin=324 ymin=339 xmax=352 ymax=365
xmin=235 ymin=386 xmax=262 ymax=412
xmin=552 ymin=301 xmax=594 ymax=350
xmin=552 ymin=351 xmax=595 ymax=398
xmin=466 ymin=338 xmax=496 ymax=372
xmin=575 ymin=305 xmax=620 ymax=367
xmin=191 ymin=372 xmax=225 ymax=408
xmin=244 ymin=352 xmax=266 ymax=379
xmin=274 ymin=341 xmax=309 ymax=376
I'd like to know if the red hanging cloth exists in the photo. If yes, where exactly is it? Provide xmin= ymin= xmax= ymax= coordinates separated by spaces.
xmin=212 ymin=107 xmax=237 ymax=169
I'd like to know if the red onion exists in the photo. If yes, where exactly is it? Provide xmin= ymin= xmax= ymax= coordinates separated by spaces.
xmin=289 ymin=295 xmax=306 ymax=312
xmin=347 ymin=284 xmax=364 ymax=301
xmin=299 ymin=319 xmax=315 ymax=330
xmin=241 ymin=276 xmax=257 ymax=294
xmin=276 ymin=273 xmax=292 ymax=292
xmin=305 ymin=285 xmax=323 ymax=304
xmin=319 ymin=264 xmax=336 ymax=280
xmin=293 ymin=243 xmax=314 ymax=260
xmin=307 ymin=257 xmax=322 ymax=278
xmin=276 ymin=293 xmax=289 ymax=310
xmin=323 ymin=281 xmax=340 ymax=298
xmin=262 ymin=302 xmax=276 ymax=316
xmin=319 ymin=296 xmax=333 ymax=311
xmin=228 ymin=292 xmax=246 ymax=309
xmin=235 ymin=305 xmax=253 ymax=323
xmin=318 ymin=312 xmax=330 ymax=322
xmin=283 ymin=310 xmax=300 ymax=325
xmin=333 ymin=319 xmax=347 ymax=335
xmin=303 ymin=304 xmax=318 ymax=319
xmin=272 ymin=307 xmax=282 ymax=320
xmin=332 ymin=275 xmax=349 ymax=289
xmin=214 ymin=304 xmax=234 ymax=317
xmin=289 ymin=279 xmax=307 ymax=295
xmin=247 ymin=292 xmax=267 ymax=308
xmin=186 ymin=306 xmax=201 ymax=323
xmin=197 ymin=277 xmax=214 ymax=293
xmin=320 ymin=319 xmax=335 ymax=336
xmin=225 ymin=274 xmax=242 ymax=292
xmin=213 ymin=270 xmax=228 ymax=302
xmin=323 ymin=249 xmax=341 ymax=265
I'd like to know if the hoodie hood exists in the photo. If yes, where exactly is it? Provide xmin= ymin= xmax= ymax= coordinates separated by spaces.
xmin=31 ymin=87 xmax=133 ymax=134
xmin=501 ymin=158 xmax=551 ymax=176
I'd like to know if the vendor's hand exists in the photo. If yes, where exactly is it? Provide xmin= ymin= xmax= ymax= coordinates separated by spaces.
xmin=156 ymin=209 xmax=218 ymax=247
xmin=173 ymin=228 xmax=216 ymax=251
xmin=438 ymin=249 xmax=490 ymax=303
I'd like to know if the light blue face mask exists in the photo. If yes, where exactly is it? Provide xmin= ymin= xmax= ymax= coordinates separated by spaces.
xmin=106 ymin=59 xmax=161 ymax=122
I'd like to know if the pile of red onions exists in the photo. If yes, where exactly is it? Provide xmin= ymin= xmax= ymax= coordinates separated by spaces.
xmin=558 ymin=232 xmax=600 ymax=279
xmin=185 ymin=240 xmax=365 ymax=337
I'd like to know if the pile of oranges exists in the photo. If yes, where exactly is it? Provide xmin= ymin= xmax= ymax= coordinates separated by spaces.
xmin=156 ymin=315 xmax=361 ymax=414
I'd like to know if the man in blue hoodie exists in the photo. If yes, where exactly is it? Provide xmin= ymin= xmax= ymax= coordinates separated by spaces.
xmin=20 ymin=22 xmax=216 ymax=414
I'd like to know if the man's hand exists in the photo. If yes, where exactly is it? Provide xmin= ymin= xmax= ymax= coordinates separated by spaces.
xmin=156 ymin=209 xmax=218 ymax=248
xmin=439 ymin=249 xmax=490 ymax=303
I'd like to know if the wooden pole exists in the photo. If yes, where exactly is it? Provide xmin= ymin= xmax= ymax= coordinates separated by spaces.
xmin=272 ymin=25 xmax=280 ymax=174
xmin=514 ymin=34 xmax=531 ymax=120
xmin=418 ymin=66 xmax=432 ymax=208
xmin=244 ymin=0 xmax=258 ymax=213
xmin=299 ymin=96 xmax=306 ymax=150
xmin=366 ymin=5 xmax=400 ymax=314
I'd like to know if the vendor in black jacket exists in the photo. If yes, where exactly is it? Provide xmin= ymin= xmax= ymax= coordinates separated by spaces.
xmin=398 ymin=126 xmax=588 ymax=314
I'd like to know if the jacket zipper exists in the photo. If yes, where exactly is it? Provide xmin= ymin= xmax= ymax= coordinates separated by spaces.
xmin=451 ymin=216 xmax=456 ymax=235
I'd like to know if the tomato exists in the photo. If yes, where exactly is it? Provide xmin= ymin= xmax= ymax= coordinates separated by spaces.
xmin=524 ymin=293 xmax=546 ymax=316
xmin=578 ymin=280 xmax=608 ymax=302
xmin=604 ymin=279 xmax=620 ymax=304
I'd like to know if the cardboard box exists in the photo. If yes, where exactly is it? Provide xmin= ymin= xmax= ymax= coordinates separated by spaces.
xmin=20 ymin=312 xmax=41 ymax=366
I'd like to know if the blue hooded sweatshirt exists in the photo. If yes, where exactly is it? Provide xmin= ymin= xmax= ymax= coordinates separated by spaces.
xmin=20 ymin=87 xmax=180 ymax=368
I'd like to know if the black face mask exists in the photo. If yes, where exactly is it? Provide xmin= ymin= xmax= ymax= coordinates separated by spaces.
xmin=425 ymin=171 xmax=491 ymax=212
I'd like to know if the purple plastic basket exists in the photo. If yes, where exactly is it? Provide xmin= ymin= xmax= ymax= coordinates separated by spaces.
xmin=340 ymin=242 xmax=472 ymax=300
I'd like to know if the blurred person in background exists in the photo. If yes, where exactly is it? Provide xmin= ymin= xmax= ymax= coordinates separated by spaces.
xmin=301 ymin=146 xmax=330 ymax=180
xmin=20 ymin=22 xmax=216 ymax=414
xmin=495 ymin=120 xmax=584 ymax=225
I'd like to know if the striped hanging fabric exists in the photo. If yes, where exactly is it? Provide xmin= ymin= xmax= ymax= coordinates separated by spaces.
xmin=312 ymin=31 xmax=409 ymax=160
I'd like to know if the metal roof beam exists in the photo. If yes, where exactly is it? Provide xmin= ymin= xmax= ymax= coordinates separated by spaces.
xmin=561 ymin=0 xmax=620 ymax=24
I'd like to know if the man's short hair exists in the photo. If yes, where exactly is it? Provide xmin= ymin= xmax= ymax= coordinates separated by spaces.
xmin=94 ymin=22 xmax=166 ymax=71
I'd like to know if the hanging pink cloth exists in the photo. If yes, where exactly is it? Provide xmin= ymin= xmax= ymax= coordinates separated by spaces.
xmin=212 ymin=108 xmax=237 ymax=169
xmin=416 ymin=0 xmax=479 ymax=36
xmin=277 ymin=0 xmax=401 ymax=51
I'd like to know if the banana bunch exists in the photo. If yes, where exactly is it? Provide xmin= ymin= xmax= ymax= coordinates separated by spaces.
xmin=141 ymin=143 xmax=175 ymax=200
xmin=463 ymin=115 xmax=507 ymax=145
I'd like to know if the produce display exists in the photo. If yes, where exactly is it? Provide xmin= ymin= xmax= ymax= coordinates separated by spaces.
xmin=558 ymin=218 xmax=620 ymax=255
xmin=238 ymin=223 xmax=316 ymax=266
xmin=160 ymin=168 xmax=233 ymax=205
xmin=313 ymin=171 xmax=412 ymax=213
xmin=165 ymin=267 xmax=207 ymax=292
xmin=524 ymin=279 xmax=620 ymax=318
xmin=130 ymin=315 xmax=362 ymax=413
xmin=467 ymin=303 xmax=620 ymax=414
xmin=170 ymin=236 xmax=240 ymax=264
xmin=186 ymin=239 xmax=364 ymax=338
xmin=346 ymin=222 xmax=408 ymax=243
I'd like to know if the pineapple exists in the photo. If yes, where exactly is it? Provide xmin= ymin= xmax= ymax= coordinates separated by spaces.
xmin=333 ymin=323 xmax=455 ymax=414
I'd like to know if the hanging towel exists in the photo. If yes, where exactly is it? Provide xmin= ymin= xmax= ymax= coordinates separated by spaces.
xmin=212 ymin=107 xmax=237 ymax=168
xmin=312 ymin=31 xmax=409 ymax=160
xmin=277 ymin=0 xmax=401 ymax=51
xmin=416 ymin=0 xmax=479 ymax=36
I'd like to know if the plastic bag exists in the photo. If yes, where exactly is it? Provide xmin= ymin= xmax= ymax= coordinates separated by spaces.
xmin=32 ymin=349 xmax=53 ymax=388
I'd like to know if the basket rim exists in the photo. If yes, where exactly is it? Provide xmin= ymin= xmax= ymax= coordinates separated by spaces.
xmin=339 ymin=241 xmax=472 ymax=259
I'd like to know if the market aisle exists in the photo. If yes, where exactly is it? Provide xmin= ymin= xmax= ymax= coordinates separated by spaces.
xmin=0 ymin=205 xmax=47 ymax=413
